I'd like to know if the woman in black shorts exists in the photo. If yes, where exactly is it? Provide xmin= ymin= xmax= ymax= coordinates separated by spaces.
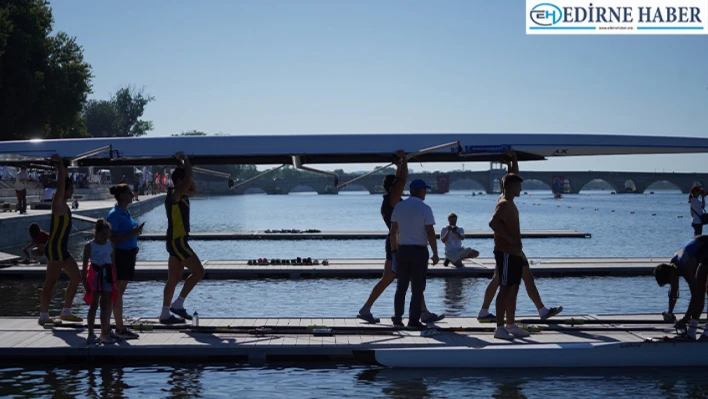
xmin=106 ymin=184 xmax=143 ymax=339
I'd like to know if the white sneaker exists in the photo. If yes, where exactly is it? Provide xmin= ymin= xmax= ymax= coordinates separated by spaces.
xmin=494 ymin=326 xmax=514 ymax=341
xmin=506 ymin=324 xmax=531 ymax=338
xmin=687 ymin=327 xmax=697 ymax=340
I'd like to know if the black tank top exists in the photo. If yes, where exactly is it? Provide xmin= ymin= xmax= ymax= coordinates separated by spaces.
xmin=48 ymin=207 xmax=72 ymax=253
xmin=381 ymin=194 xmax=394 ymax=230
xmin=166 ymin=188 xmax=191 ymax=240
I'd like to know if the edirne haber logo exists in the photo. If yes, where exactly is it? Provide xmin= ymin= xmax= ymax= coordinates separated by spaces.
xmin=526 ymin=0 xmax=708 ymax=34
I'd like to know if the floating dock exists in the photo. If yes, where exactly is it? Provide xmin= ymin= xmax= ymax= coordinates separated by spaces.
xmin=0 ymin=314 xmax=703 ymax=367
xmin=0 ymin=257 xmax=668 ymax=279
xmin=137 ymin=229 xmax=591 ymax=241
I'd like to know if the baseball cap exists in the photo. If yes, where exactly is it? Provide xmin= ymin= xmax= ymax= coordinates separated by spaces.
xmin=409 ymin=179 xmax=431 ymax=190
xmin=691 ymin=185 xmax=704 ymax=193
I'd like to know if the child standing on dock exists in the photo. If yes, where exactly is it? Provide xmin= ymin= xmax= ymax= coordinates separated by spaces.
xmin=82 ymin=219 xmax=118 ymax=344
xmin=160 ymin=152 xmax=204 ymax=324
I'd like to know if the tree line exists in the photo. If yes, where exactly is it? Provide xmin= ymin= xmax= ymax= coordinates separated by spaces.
xmin=0 ymin=0 xmax=153 ymax=141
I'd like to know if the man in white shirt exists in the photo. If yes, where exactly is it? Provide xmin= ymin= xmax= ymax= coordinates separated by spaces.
xmin=441 ymin=213 xmax=479 ymax=267
xmin=15 ymin=167 xmax=28 ymax=214
xmin=390 ymin=179 xmax=440 ymax=328
xmin=689 ymin=186 xmax=706 ymax=236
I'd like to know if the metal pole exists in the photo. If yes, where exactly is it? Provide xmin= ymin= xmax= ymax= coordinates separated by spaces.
xmin=230 ymin=164 xmax=287 ymax=190
xmin=336 ymin=141 xmax=460 ymax=189
xmin=70 ymin=145 xmax=112 ymax=167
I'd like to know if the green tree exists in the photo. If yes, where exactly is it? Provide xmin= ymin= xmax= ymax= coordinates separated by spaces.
xmin=83 ymin=85 xmax=155 ymax=137
xmin=113 ymin=86 xmax=154 ymax=137
xmin=0 ymin=0 xmax=93 ymax=140
xmin=84 ymin=99 xmax=118 ymax=137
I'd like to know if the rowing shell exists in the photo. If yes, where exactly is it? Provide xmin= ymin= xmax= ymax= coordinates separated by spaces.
xmin=354 ymin=340 xmax=708 ymax=368
xmin=2 ymin=133 xmax=708 ymax=166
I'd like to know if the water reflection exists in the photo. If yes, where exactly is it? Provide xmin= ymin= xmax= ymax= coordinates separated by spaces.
xmin=355 ymin=367 xmax=708 ymax=399
xmin=2 ymin=365 xmax=708 ymax=399
xmin=164 ymin=367 xmax=204 ymax=399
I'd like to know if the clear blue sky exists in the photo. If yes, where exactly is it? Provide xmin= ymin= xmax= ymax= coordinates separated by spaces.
xmin=49 ymin=0 xmax=708 ymax=173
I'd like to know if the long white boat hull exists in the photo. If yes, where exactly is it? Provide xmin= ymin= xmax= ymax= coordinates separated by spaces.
xmin=1 ymin=133 xmax=708 ymax=166
xmin=356 ymin=341 xmax=708 ymax=368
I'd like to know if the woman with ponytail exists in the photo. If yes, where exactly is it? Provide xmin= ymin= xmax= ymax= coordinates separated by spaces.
xmin=105 ymin=184 xmax=143 ymax=340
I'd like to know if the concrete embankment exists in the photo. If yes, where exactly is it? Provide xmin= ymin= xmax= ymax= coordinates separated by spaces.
xmin=0 ymin=194 xmax=164 ymax=250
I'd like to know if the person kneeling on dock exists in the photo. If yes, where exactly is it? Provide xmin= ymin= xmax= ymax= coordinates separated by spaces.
xmin=160 ymin=152 xmax=205 ymax=324
xmin=22 ymin=223 xmax=49 ymax=264
xmin=82 ymin=219 xmax=119 ymax=344
xmin=654 ymin=236 xmax=708 ymax=341
xmin=441 ymin=213 xmax=479 ymax=267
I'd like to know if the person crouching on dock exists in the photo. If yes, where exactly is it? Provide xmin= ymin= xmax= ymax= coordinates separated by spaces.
xmin=654 ymin=236 xmax=708 ymax=341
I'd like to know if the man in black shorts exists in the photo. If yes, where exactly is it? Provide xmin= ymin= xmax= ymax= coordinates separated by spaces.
xmin=489 ymin=172 xmax=529 ymax=341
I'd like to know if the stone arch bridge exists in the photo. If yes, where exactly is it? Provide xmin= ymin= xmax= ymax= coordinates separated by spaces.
xmin=202 ymin=170 xmax=708 ymax=195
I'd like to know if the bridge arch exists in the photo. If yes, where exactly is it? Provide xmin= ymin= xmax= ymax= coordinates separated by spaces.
xmin=623 ymin=179 xmax=637 ymax=193
xmin=338 ymin=184 xmax=371 ymax=193
xmin=522 ymin=178 xmax=553 ymax=192
xmin=243 ymin=187 xmax=267 ymax=195
xmin=645 ymin=180 xmax=682 ymax=193
xmin=577 ymin=178 xmax=618 ymax=193
xmin=449 ymin=178 xmax=486 ymax=192
xmin=289 ymin=184 xmax=318 ymax=194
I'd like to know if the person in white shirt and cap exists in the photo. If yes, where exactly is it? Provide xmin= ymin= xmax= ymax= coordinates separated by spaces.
xmin=441 ymin=213 xmax=479 ymax=267
xmin=389 ymin=179 xmax=440 ymax=329
xmin=688 ymin=185 xmax=707 ymax=236
xmin=15 ymin=166 xmax=28 ymax=214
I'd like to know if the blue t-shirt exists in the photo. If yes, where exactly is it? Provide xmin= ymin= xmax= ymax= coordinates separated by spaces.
xmin=671 ymin=236 xmax=708 ymax=271
xmin=106 ymin=205 xmax=138 ymax=250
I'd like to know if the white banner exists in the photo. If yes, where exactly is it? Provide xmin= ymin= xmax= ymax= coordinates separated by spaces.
xmin=527 ymin=0 xmax=708 ymax=34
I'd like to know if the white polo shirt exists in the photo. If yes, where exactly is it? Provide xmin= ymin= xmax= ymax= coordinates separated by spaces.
xmin=391 ymin=196 xmax=435 ymax=246
xmin=690 ymin=197 xmax=705 ymax=225
xmin=441 ymin=226 xmax=464 ymax=251
xmin=15 ymin=171 xmax=27 ymax=190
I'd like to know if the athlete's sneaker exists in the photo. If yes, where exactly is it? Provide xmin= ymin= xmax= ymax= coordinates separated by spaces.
xmin=159 ymin=315 xmax=186 ymax=325
xmin=407 ymin=320 xmax=426 ymax=329
xmin=421 ymin=312 xmax=445 ymax=324
xmin=443 ymin=259 xmax=451 ymax=267
xmin=357 ymin=312 xmax=380 ymax=324
xmin=100 ymin=333 xmax=117 ymax=344
xmin=60 ymin=314 xmax=83 ymax=322
xmin=86 ymin=334 xmax=98 ymax=345
xmin=391 ymin=317 xmax=404 ymax=327
xmin=38 ymin=317 xmax=54 ymax=326
xmin=477 ymin=313 xmax=496 ymax=323
xmin=687 ymin=327 xmax=697 ymax=340
xmin=494 ymin=326 xmax=514 ymax=341
xmin=507 ymin=324 xmax=531 ymax=338
xmin=540 ymin=306 xmax=564 ymax=320
xmin=114 ymin=328 xmax=140 ymax=340
xmin=170 ymin=307 xmax=193 ymax=320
